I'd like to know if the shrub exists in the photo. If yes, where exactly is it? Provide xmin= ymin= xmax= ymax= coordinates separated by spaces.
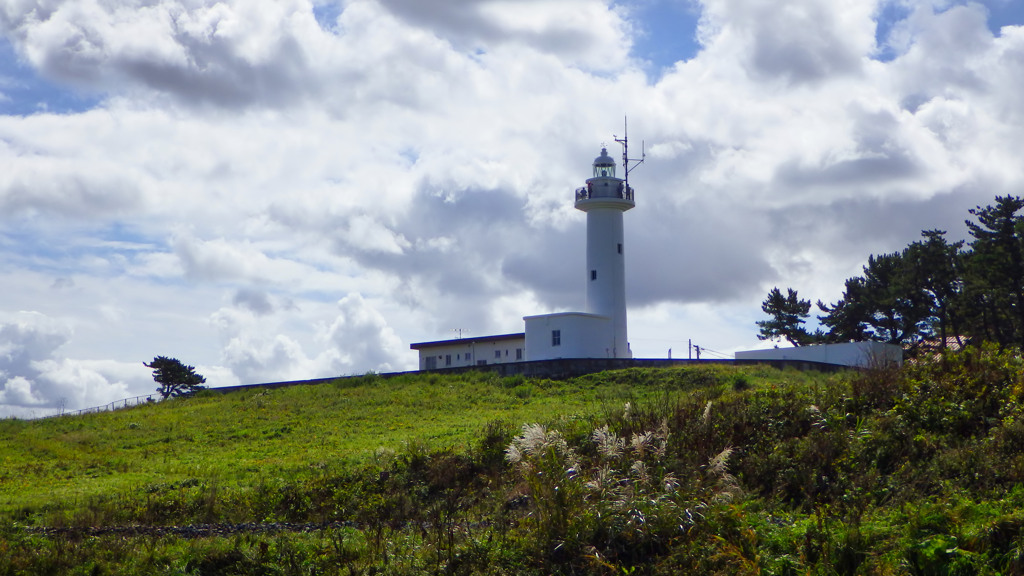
xmin=505 ymin=416 xmax=741 ymax=573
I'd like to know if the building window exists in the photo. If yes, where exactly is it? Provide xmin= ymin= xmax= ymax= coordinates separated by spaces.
xmin=590 ymin=270 xmax=597 ymax=281
xmin=516 ymin=348 xmax=523 ymax=360
xmin=617 ymin=243 xmax=622 ymax=254
xmin=495 ymin=350 xmax=501 ymax=359
xmin=465 ymin=352 xmax=471 ymax=362
xmin=552 ymin=330 xmax=561 ymax=346
xmin=445 ymin=354 xmax=452 ymax=366
xmin=456 ymin=354 xmax=460 ymax=360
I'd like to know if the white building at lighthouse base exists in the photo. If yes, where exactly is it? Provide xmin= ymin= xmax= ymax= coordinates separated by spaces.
xmin=409 ymin=311 xmax=626 ymax=370
xmin=525 ymin=312 xmax=622 ymax=360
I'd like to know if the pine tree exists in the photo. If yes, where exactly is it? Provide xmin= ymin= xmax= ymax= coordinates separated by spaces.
xmin=145 ymin=356 xmax=207 ymax=399
xmin=963 ymin=196 xmax=1024 ymax=347
xmin=757 ymin=196 xmax=1024 ymax=353
xmin=818 ymin=277 xmax=872 ymax=343
xmin=903 ymin=230 xmax=964 ymax=350
xmin=756 ymin=287 xmax=817 ymax=346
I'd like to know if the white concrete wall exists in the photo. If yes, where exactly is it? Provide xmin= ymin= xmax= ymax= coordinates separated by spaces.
xmin=585 ymin=208 xmax=629 ymax=357
xmin=416 ymin=336 xmax=525 ymax=370
xmin=524 ymin=312 xmax=615 ymax=360
xmin=734 ymin=342 xmax=903 ymax=368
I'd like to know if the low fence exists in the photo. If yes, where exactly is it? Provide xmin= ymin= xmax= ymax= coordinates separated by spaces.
xmin=209 ymin=357 xmax=846 ymax=395
xmin=49 ymin=394 xmax=156 ymax=419
xmin=408 ymin=357 xmax=847 ymax=379
xmin=47 ymin=358 xmax=847 ymax=419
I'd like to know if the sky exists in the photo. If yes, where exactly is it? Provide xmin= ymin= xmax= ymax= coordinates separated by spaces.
xmin=2 ymin=0 xmax=1024 ymax=418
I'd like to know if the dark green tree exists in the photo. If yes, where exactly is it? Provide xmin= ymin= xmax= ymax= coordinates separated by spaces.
xmin=763 ymin=196 xmax=1024 ymax=352
xmin=861 ymin=251 xmax=932 ymax=347
xmin=145 ymin=356 xmax=207 ymax=399
xmin=757 ymin=287 xmax=818 ymax=346
xmin=819 ymin=249 xmax=933 ymax=348
xmin=818 ymin=277 xmax=872 ymax=343
xmin=902 ymin=230 xmax=965 ymax=349
xmin=962 ymin=196 xmax=1024 ymax=348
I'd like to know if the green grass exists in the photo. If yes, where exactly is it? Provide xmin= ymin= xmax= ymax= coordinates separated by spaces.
xmin=11 ymin=355 xmax=1024 ymax=575
xmin=0 ymin=366 xmax=784 ymax=523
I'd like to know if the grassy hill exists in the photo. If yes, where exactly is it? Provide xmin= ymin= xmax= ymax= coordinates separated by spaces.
xmin=0 ymin=370 xmax=648 ymax=521
xmin=4 ymin=352 xmax=1024 ymax=575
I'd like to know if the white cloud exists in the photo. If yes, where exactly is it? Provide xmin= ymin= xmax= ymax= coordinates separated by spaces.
xmin=376 ymin=0 xmax=634 ymax=70
xmin=0 ymin=0 xmax=1023 ymax=415
xmin=322 ymin=293 xmax=405 ymax=373
xmin=210 ymin=292 xmax=406 ymax=384
xmin=0 ymin=376 xmax=42 ymax=407
xmin=1 ymin=0 xmax=332 ymax=107
xmin=0 ymin=312 xmax=151 ymax=417
xmin=696 ymin=0 xmax=876 ymax=84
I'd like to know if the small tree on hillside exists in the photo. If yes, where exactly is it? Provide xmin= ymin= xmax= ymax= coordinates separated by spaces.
xmin=145 ymin=356 xmax=207 ymax=399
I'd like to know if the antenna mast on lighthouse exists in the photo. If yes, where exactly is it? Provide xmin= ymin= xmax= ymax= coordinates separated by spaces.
xmin=614 ymin=116 xmax=645 ymax=190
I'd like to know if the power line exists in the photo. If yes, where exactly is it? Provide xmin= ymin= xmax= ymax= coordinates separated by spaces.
xmin=699 ymin=347 xmax=733 ymax=359
xmin=685 ymin=343 xmax=733 ymax=360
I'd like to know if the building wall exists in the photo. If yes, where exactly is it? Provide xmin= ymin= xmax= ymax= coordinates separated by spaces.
xmin=524 ymin=312 xmax=615 ymax=361
xmin=415 ymin=336 xmax=526 ymax=370
xmin=734 ymin=342 xmax=903 ymax=368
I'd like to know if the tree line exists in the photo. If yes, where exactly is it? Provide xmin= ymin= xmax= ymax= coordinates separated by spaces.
xmin=757 ymin=195 xmax=1024 ymax=355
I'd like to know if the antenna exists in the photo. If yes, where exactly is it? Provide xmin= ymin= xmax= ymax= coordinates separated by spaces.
xmin=613 ymin=116 xmax=645 ymax=189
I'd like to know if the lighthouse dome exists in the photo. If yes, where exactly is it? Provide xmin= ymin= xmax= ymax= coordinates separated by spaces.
xmin=592 ymin=147 xmax=616 ymax=178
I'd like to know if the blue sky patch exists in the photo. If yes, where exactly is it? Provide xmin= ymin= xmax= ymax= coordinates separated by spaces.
xmin=625 ymin=0 xmax=1024 ymax=70
xmin=873 ymin=0 xmax=1024 ymax=62
xmin=0 ymin=219 xmax=160 ymax=278
xmin=312 ymin=2 xmax=343 ymax=33
xmin=873 ymin=2 xmax=913 ymax=62
xmin=624 ymin=0 xmax=702 ymax=71
xmin=0 ymin=39 xmax=102 ymax=116
xmin=982 ymin=0 xmax=1024 ymax=31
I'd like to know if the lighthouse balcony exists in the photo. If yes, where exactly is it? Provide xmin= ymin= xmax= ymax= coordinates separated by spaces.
xmin=574 ymin=183 xmax=635 ymax=210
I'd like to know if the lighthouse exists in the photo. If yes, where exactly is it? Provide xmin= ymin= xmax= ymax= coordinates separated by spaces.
xmin=519 ymin=135 xmax=642 ymax=361
xmin=575 ymin=147 xmax=635 ymax=358
xmin=412 ymin=130 xmax=643 ymax=366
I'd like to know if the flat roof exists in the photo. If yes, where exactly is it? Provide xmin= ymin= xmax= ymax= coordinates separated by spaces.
xmin=410 ymin=333 xmax=525 ymax=350
xmin=523 ymin=311 xmax=608 ymax=321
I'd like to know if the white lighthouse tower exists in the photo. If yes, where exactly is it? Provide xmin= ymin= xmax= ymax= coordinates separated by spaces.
xmin=575 ymin=147 xmax=635 ymax=358
xmin=415 ymin=128 xmax=643 ymax=366
xmin=519 ymin=131 xmax=643 ymax=361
